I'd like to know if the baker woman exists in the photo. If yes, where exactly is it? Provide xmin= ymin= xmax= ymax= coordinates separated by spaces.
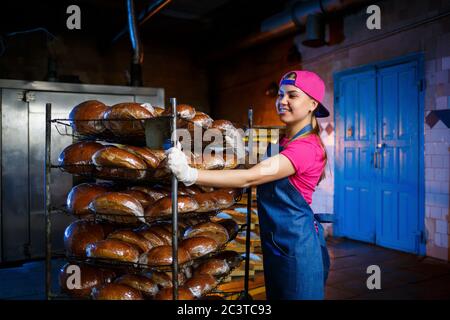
xmin=166 ymin=70 xmax=330 ymax=300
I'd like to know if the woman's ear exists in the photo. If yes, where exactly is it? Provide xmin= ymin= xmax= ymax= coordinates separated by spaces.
xmin=310 ymin=99 xmax=319 ymax=112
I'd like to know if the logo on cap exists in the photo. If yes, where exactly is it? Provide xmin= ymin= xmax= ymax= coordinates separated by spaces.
xmin=280 ymin=72 xmax=297 ymax=86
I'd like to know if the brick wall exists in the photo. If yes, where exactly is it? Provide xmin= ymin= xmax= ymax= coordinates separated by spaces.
xmin=211 ymin=0 xmax=450 ymax=259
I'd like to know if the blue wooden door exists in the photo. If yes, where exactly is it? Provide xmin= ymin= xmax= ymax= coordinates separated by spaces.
xmin=335 ymin=58 xmax=422 ymax=254
xmin=375 ymin=62 xmax=420 ymax=253
xmin=335 ymin=69 xmax=377 ymax=243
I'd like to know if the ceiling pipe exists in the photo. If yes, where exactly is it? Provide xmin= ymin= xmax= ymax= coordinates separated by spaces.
xmin=112 ymin=0 xmax=171 ymax=45
xmin=207 ymin=0 xmax=371 ymax=61
xmin=127 ymin=0 xmax=143 ymax=86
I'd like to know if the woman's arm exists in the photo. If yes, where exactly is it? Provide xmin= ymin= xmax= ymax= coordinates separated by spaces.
xmin=195 ymin=154 xmax=295 ymax=188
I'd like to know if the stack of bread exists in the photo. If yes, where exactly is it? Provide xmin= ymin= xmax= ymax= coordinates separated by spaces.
xmin=58 ymin=100 xmax=245 ymax=300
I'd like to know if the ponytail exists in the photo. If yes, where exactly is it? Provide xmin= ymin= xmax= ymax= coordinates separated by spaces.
xmin=311 ymin=114 xmax=328 ymax=185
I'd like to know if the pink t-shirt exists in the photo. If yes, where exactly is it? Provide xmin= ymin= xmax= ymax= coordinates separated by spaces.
xmin=279 ymin=134 xmax=326 ymax=204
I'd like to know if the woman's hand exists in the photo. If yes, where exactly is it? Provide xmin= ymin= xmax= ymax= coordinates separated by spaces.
xmin=166 ymin=146 xmax=198 ymax=186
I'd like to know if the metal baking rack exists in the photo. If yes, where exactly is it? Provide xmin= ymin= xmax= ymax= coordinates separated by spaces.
xmin=45 ymin=100 xmax=254 ymax=301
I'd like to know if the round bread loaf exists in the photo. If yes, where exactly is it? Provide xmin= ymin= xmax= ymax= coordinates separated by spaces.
xmin=139 ymin=245 xmax=190 ymax=266
xmin=107 ymin=229 xmax=153 ymax=253
xmin=192 ymin=193 xmax=218 ymax=212
xmin=208 ymin=191 xmax=235 ymax=209
xmin=69 ymin=100 xmax=109 ymax=136
xmin=150 ymin=271 xmax=186 ymax=288
xmin=184 ymin=185 xmax=203 ymax=195
xmin=183 ymin=222 xmax=229 ymax=242
xmin=135 ymin=227 xmax=167 ymax=248
xmin=189 ymin=152 xmax=225 ymax=170
xmin=154 ymin=287 xmax=195 ymax=300
xmin=184 ymin=274 xmax=217 ymax=298
xmin=59 ymin=263 xmax=115 ymax=298
xmin=211 ymin=119 xmax=236 ymax=132
xmin=217 ymin=187 xmax=242 ymax=198
xmin=92 ymin=283 xmax=144 ymax=300
xmin=129 ymin=186 xmax=168 ymax=203
xmin=119 ymin=146 xmax=161 ymax=169
xmin=66 ymin=183 xmax=110 ymax=216
xmin=181 ymin=236 xmax=218 ymax=259
xmin=213 ymin=250 xmax=242 ymax=268
xmin=144 ymin=196 xmax=199 ymax=218
xmin=92 ymin=146 xmax=147 ymax=180
xmin=216 ymin=219 xmax=239 ymax=238
xmin=197 ymin=185 xmax=215 ymax=193
xmin=147 ymin=225 xmax=173 ymax=245
xmin=88 ymin=192 xmax=145 ymax=223
xmin=186 ymin=112 xmax=213 ymax=131
xmin=64 ymin=220 xmax=109 ymax=257
xmin=114 ymin=274 xmax=159 ymax=297
xmin=86 ymin=239 xmax=140 ymax=263
xmin=58 ymin=141 xmax=104 ymax=175
xmin=191 ymin=231 xmax=228 ymax=246
xmin=162 ymin=104 xmax=196 ymax=120
xmin=119 ymin=189 xmax=153 ymax=208
xmin=194 ymin=258 xmax=230 ymax=277
xmin=103 ymin=102 xmax=155 ymax=136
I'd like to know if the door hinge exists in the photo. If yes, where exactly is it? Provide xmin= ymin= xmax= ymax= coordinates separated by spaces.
xmin=417 ymin=79 xmax=425 ymax=92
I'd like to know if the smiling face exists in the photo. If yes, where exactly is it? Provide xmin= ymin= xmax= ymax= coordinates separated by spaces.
xmin=276 ymin=85 xmax=318 ymax=124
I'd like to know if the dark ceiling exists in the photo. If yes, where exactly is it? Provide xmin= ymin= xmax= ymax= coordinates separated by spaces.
xmin=0 ymin=0 xmax=291 ymax=50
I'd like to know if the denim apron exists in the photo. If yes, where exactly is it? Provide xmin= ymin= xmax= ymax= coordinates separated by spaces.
xmin=256 ymin=124 xmax=330 ymax=300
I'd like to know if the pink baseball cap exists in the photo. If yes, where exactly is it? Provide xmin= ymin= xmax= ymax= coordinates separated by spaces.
xmin=279 ymin=70 xmax=329 ymax=118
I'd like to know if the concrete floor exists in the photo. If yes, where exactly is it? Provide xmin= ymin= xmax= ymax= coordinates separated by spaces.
xmin=1 ymin=238 xmax=450 ymax=300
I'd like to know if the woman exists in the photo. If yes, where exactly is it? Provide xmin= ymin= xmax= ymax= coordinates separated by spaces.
xmin=166 ymin=70 xmax=330 ymax=300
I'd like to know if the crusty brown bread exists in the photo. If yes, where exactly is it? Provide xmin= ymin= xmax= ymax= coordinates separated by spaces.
xmin=66 ymin=183 xmax=109 ymax=216
xmin=92 ymin=283 xmax=144 ymax=300
xmin=58 ymin=141 xmax=104 ymax=175
xmin=85 ymin=239 xmax=141 ymax=263
xmin=69 ymin=100 xmax=109 ymax=136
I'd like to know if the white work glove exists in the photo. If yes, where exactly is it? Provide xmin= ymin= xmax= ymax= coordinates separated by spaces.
xmin=224 ymin=129 xmax=247 ymax=163
xmin=166 ymin=144 xmax=198 ymax=186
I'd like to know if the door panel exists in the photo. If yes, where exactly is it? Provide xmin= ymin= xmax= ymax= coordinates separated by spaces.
xmin=375 ymin=62 xmax=419 ymax=253
xmin=335 ymin=70 xmax=377 ymax=243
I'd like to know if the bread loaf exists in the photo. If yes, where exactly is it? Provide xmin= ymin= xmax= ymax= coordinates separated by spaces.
xmin=208 ymin=191 xmax=235 ymax=209
xmin=184 ymin=274 xmax=217 ymax=298
xmin=59 ymin=263 xmax=115 ymax=298
xmin=66 ymin=183 xmax=109 ymax=216
xmin=86 ymin=239 xmax=140 ymax=263
xmin=69 ymin=100 xmax=109 ymax=136
xmin=119 ymin=190 xmax=153 ymax=208
xmin=58 ymin=141 xmax=104 ymax=175
xmin=107 ymin=229 xmax=153 ymax=253
xmin=119 ymin=146 xmax=161 ymax=169
xmin=88 ymin=192 xmax=145 ymax=223
xmin=154 ymin=287 xmax=195 ymax=300
xmin=129 ymin=186 xmax=168 ymax=203
xmin=150 ymin=271 xmax=186 ymax=288
xmin=92 ymin=146 xmax=147 ymax=180
xmin=135 ymin=227 xmax=167 ymax=248
xmin=186 ymin=112 xmax=213 ymax=131
xmin=64 ymin=220 xmax=109 ymax=257
xmin=114 ymin=274 xmax=159 ymax=297
xmin=194 ymin=258 xmax=230 ymax=277
xmin=189 ymin=152 xmax=225 ymax=170
xmin=183 ymin=222 xmax=229 ymax=243
xmin=103 ymin=103 xmax=155 ymax=136
xmin=181 ymin=236 xmax=219 ymax=258
xmin=192 ymin=193 xmax=218 ymax=212
xmin=144 ymin=196 xmax=199 ymax=218
xmin=92 ymin=283 xmax=144 ymax=300
xmin=139 ymin=245 xmax=190 ymax=266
